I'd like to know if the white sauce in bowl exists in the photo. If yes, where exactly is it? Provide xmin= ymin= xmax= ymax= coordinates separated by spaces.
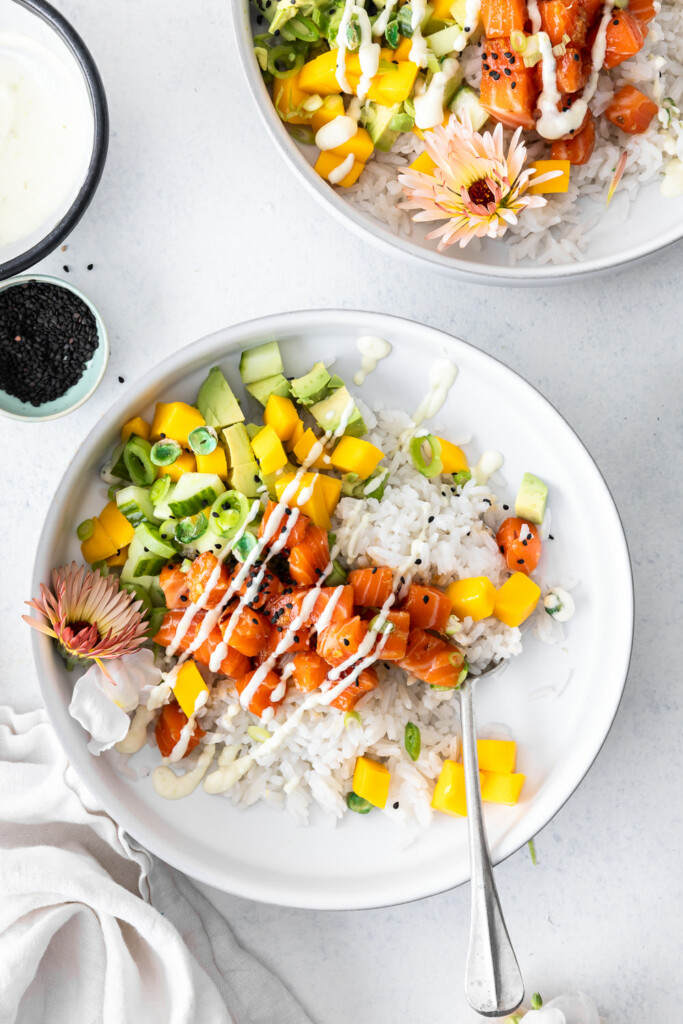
xmin=0 ymin=31 xmax=93 ymax=249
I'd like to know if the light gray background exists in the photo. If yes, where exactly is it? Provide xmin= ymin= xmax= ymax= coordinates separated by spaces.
xmin=2 ymin=1 xmax=682 ymax=1020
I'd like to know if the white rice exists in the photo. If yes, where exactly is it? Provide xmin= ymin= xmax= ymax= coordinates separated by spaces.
xmin=345 ymin=0 xmax=683 ymax=265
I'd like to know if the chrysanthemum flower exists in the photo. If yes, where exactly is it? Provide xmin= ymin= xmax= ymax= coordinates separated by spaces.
xmin=398 ymin=113 xmax=555 ymax=250
xmin=24 ymin=562 xmax=148 ymax=666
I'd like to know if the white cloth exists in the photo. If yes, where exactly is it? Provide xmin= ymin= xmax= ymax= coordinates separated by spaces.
xmin=0 ymin=707 xmax=315 ymax=1024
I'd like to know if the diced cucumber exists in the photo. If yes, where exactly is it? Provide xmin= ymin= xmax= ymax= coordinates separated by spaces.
xmin=239 ymin=341 xmax=284 ymax=384
xmin=122 ymin=536 xmax=167 ymax=580
xmin=153 ymin=485 xmax=177 ymax=521
xmin=134 ymin=522 xmax=178 ymax=560
xmin=246 ymin=373 xmax=291 ymax=406
xmin=116 ymin=486 xmax=159 ymax=527
xmin=450 ymin=84 xmax=489 ymax=131
xmin=109 ymin=443 xmax=132 ymax=482
xmin=167 ymin=473 xmax=226 ymax=518
xmin=427 ymin=22 xmax=462 ymax=57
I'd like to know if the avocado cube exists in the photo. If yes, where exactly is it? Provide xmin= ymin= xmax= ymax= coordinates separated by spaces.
xmin=197 ymin=367 xmax=244 ymax=428
xmin=514 ymin=472 xmax=548 ymax=525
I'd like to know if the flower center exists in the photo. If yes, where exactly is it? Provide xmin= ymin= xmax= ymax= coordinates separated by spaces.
xmin=467 ymin=178 xmax=495 ymax=207
xmin=70 ymin=619 xmax=95 ymax=635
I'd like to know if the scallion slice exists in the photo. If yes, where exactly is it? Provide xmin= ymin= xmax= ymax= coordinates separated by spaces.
xmin=107 ymin=484 xmax=121 ymax=502
xmin=346 ymin=791 xmax=373 ymax=814
xmin=159 ymin=519 xmax=177 ymax=543
xmin=77 ymin=519 xmax=94 ymax=541
xmin=150 ymin=474 xmax=172 ymax=505
xmin=344 ymin=711 xmax=362 ymax=728
xmin=234 ymin=531 xmax=258 ymax=563
xmin=247 ymin=725 xmax=271 ymax=743
xmin=324 ymin=559 xmax=347 ymax=587
xmin=123 ymin=436 xmax=156 ymax=486
xmin=210 ymin=489 xmax=249 ymax=539
xmin=175 ymin=512 xmax=209 ymax=545
xmin=188 ymin=426 xmax=218 ymax=456
xmin=409 ymin=434 xmax=443 ymax=478
xmin=268 ymin=44 xmax=305 ymax=78
xmin=288 ymin=13 xmax=320 ymax=41
xmin=453 ymin=469 xmax=471 ymax=486
xmin=150 ymin=438 xmax=182 ymax=467
xmin=369 ymin=614 xmax=395 ymax=635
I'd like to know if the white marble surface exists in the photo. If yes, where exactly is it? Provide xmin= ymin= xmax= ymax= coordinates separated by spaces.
xmin=2 ymin=0 xmax=682 ymax=1020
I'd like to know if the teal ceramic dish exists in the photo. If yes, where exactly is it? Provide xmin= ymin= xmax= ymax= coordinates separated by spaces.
xmin=0 ymin=274 xmax=109 ymax=421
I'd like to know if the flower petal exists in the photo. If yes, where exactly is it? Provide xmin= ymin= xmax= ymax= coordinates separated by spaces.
xmin=69 ymin=664 xmax=133 ymax=755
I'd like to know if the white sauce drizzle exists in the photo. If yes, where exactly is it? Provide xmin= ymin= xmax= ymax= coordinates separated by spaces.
xmin=168 ymin=688 xmax=209 ymax=764
xmin=115 ymin=706 xmax=154 ymax=754
xmin=527 ymin=0 xmax=541 ymax=34
xmin=314 ymin=585 xmax=345 ymax=633
xmin=315 ymin=115 xmax=358 ymax=151
xmin=409 ymin=0 xmax=429 ymax=68
xmin=356 ymin=6 xmax=381 ymax=101
xmin=353 ymin=335 xmax=392 ymax=386
xmin=336 ymin=0 xmax=356 ymax=92
xmin=662 ymin=158 xmax=683 ymax=198
xmin=372 ymin=0 xmax=399 ymax=37
xmin=411 ymin=357 xmax=459 ymax=425
xmin=473 ymin=449 xmax=504 ymax=485
xmin=152 ymin=744 xmax=215 ymax=800
xmin=328 ymin=153 xmax=355 ymax=185
xmin=414 ymin=58 xmax=460 ymax=129
xmin=536 ymin=1 xmax=614 ymax=141
xmin=450 ymin=0 xmax=482 ymax=53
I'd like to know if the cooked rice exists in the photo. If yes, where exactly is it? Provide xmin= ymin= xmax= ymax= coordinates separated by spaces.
xmin=346 ymin=0 xmax=683 ymax=265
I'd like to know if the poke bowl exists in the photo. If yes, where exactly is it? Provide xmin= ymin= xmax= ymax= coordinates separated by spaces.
xmin=28 ymin=309 xmax=633 ymax=908
xmin=233 ymin=0 xmax=683 ymax=282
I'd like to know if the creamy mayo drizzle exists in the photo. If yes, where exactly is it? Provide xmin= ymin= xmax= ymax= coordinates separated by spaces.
xmin=411 ymin=357 xmax=459 ymax=426
xmin=356 ymin=6 xmax=381 ymax=101
xmin=168 ymin=688 xmax=209 ymax=763
xmin=527 ymin=0 xmax=541 ymax=34
xmin=372 ymin=0 xmax=399 ymax=36
xmin=353 ymin=335 xmax=392 ymax=386
xmin=473 ymin=449 xmax=503 ymax=485
xmin=152 ymin=744 xmax=216 ymax=800
xmin=662 ymin=158 xmax=683 ymax=198
xmin=536 ymin=1 xmax=614 ymax=141
xmin=414 ymin=58 xmax=460 ymax=129
xmin=336 ymin=0 xmax=356 ymax=91
xmin=409 ymin=0 xmax=429 ymax=68
xmin=115 ymin=706 xmax=154 ymax=754
xmin=315 ymin=115 xmax=358 ymax=151
xmin=450 ymin=0 xmax=482 ymax=52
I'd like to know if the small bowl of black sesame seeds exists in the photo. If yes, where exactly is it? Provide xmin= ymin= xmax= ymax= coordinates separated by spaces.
xmin=0 ymin=274 xmax=109 ymax=421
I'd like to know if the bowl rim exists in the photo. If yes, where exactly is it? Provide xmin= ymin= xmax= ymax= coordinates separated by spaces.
xmin=0 ymin=273 xmax=110 ymax=421
xmin=230 ymin=0 xmax=683 ymax=284
xmin=0 ymin=0 xmax=109 ymax=281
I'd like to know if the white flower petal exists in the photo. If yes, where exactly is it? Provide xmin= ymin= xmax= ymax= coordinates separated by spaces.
xmin=523 ymin=1009 xmax=566 ymax=1024
xmin=100 ymin=649 xmax=163 ymax=710
xmin=69 ymin=666 xmax=132 ymax=756
xmin=544 ymin=993 xmax=600 ymax=1024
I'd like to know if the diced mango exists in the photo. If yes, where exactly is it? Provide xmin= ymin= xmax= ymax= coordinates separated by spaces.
xmin=314 ymin=151 xmax=365 ymax=188
xmin=477 ymin=739 xmax=517 ymax=775
xmin=293 ymin=428 xmax=333 ymax=470
xmin=196 ymin=445 xmax=228 ymax=480
xmin=106 ymin=546 xmax=129 ymax=567
xmin=285 ymin=417 xmax=305 ymax=453
xmin=299 ymin=49 xmax=347 ymax=94
xmin=432 ymin=0 xmax=457 ymax=20
xmin=331 ymin=126 xmax=374 ymax=163
xmin=479 ymin=769 xmax=526 ymax=806
xmin=81 ymin=517 xmax=119 ymax=564
xmin=493 ymin=572 xmax=541 ymax=628
xmin=172 ymin=660 xmax=209 ymax=719
xmin=151 ymin=402 xmax=205 ymax=446
xmin=446 ymin=577 xmax=496 ymax=622
xmin=273 ymin=72 xmax=312 ymax=126
xmin=529 ymin=159 xmax=571 ymax=195
xmin=251 ymin=424 xmax=289 ymax=476
xmin=98 ymin=500 xmax=135 ymax=550
xmin=330 ymin=436 xmax=384 ymax=480
xmin=409 ymin=151 xmax=437 ymax=175
xmin=299 ymin=48 xmax=418 ymax=106
xmin=393 ymin=36 xmax=414 ymax=61
xmin=159 ymin=450 xmax=196 ymax=481
xmin=121 ymin=416 xmax=151 ymax=444
xmin=437 ymin=437 xmax=468 ymax=474
xmin=353 ymin=755 xmax=391 ymax=809
xmin=275 ymin=472 xmax=331 ymax=529
xmin=432 ymin=759 xmax=468 ymax=817
xmin=317 ymin=474 xmax=343 ymax=517
xmin=264 ymin=393 xmax=300 ymax=442
xmin=310 ymin=95 xmax=345 ymax=133
xmin=367 ymin=61 xmax=419 ymax=106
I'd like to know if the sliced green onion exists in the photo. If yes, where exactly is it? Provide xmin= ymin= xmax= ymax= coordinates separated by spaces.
xmin=301 ymin=93 xmax=323 ymax=112
xmin=404 ymin=721 xmax=421 ymax=761
xmin=267 ymin=44 xmax=305 ymax=78
xmin=346 ymin=791 xmax=373 ymax=814
xmin=528 ymin=837 xmax=538 ymax=866
xmin=175 ymin=512 xmax=209 ymax=545
xmin=509 ymin=29 xmax=527 ymax=52
xmin=180 ymin=558 xmax=193 ymax=573
xmin=247 ymin=725 xmax=271 ymax=743
xmin=288 ymin=13 xmax=320 ymax=41
xmin=444 ymin=615 xmax=462 ymax=636
xmin=430 ymin=683 xmax=453 ymax=691
xmin=210 ymin=489 xmax=249 ymax=539
xmin=344 ymin=711 xmax=362 ymax=728
xmin=188 ymin=426 xmax=217 ymax=456
xmin=150 ymin=438 xmax=182 ymax=467
xmin=287 ymin=125 xmax=316 ymax=145
xmin=77 ymin=518 xmax=94 ymax=541
xmin=457 ymin=661 xmax=469 ymax=687
xmin=346 ymin=18 xmax=361 ymax=49
xmin=397 ymin=4 xmax=414 ymax=37
xmin=403 ymin=97 xmax=416 ymax=119
xmin=123 ymin=436 xmax=156 ymax=486
xmin=369 ymin=614 xmax=395 ymax=635
xmin=159 ymin=519 xmax=177 ymax=543
xmin=426 ymin=50 xmax=441 ymax=73
xmin=453 ymin=469 xmax=471 ymax=486
xmin=255 ymin=45 xmax=268 ymax=71
xmin=409 ymin=434 xmax=443 ymax=478
xmin=234 ymin=531 xmax=258 ymax=562
xmin=448 ymin=651 xmax=462 ymax=667
xmin=107 ymin=484 xmax=121 ymax=502
xmin=150 ymin=474 xmax=172 ymax=505
xmin=91 ymin=560 xmax=110 ymax=577
xmin=324 ymin=559 xmax=347 ymax=587
xmin=385 ymin=18 xmax=400 ymax=48
xmin=121 ymin=582 xmax=154 ymax=615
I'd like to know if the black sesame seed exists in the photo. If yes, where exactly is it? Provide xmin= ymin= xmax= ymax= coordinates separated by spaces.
xmin=63 ymin=265 xmax=69 ymax=273
xmin=253 ymin=475 xmax=260 ymax=482
xmin=212 ymin=511 xmax=219 ymax=518
xmin=491 ymin=52 xmax=498 ymax=60
xmin=522 ymin=538 xmax=528 ymax=546
xmin=503 ymin=504 xmax=509 ymax=510
xmin=118 ymin=375 xmax=125 ymax=383
xmin=215 ymin=544 xmax=221 ymax=550
xmin=500 ymin=545 xmax=505 ymax=554
xmin=428 ymin=516 xmax=434 ymax=523
xmin=400 ymin=576 xmax=405 ymax=584
xmin=343 ymin=637 xmax=350 ymax=646
xmin=422 ymin=595 xmax=429 ymax=604
xmin=415 ymin=558 xmax=422 ymax=565
xmin=372 ymin=567 xmax=377 ymax=574
xmin=511 ymin=81 xmax=516 ymax=89
xmin=504 ymin=51 xmax=512 ymax=59
xmin=143 ymin=546 xmax=149 ymax=553
xmin=180 ymin=595 xmax=188 ymax=602
xmin=504 ymin=67 xmax=512 ymax=75
xmin=252 ymin=618 xmax=258 ymax=625
xmin=509 ymin=56 xmax=516 ymax=64
xmin=482 ymin=62 xmax=490 ymax=71
xmin=549 ymin=534 xmax=554 ymax=540
xmin=517 ymin=558 xmax=525 ymax=564
xmin=285 ymin=507 xmax=292 ymax=515
xmin=573 ymin=52 xmax=580 ymax=60
xmin=293 ymin=636 xmax=299 ymax=643
xmin=484 ymin=498 xmax=491 ymax=505
xmin=87 ymin=263 xmax=94 ymax=270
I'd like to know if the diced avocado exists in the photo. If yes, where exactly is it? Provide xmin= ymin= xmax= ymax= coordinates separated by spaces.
xmin=167 ymin=473 xmax=225 ymax=518
xmin=246 ymin=373 xmax=291 ymax=406
xmin=269 ymin=0 xmax=310 ymax=33
xmin=245 ymin=422 xmax=261 ymax=440
xmin=290 ymin=361 xmax=331 ymax=406
xmin=362 ymin=102 xmax=401 ymax=152
xmin=514 ymin=472 xmax=548 ymax=525
xmin=450 ymin=0 xmax=468 ymax=25
xmin=230 ymin=461 xmax=263 ymax=498
xmin=444 ymin=65 xmax=464 ymax=107
xmin=239 ymin=341 xmax=284 ymax=385
xmin=450 ymin=84 xmax=489 ymax=131
xmin=327 ymin=374 xmax=344 ymax=392
xmin=310 ymin=385 xmax=367 ymax=438
xmin=222 ymin=423 xmax=255 ymax=467
xmin=197 ymin=367 xmax=244 ymax=429
xmin=427 ymin=23 xmax=462 ymax=57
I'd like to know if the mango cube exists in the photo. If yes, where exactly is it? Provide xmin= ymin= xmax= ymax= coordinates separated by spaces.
xmin=151 ymin=402 xmax=205 ymax=446
xmin=353 ymin=755 xmax=391 ymax=809
xmin=367 ymin=61 xmax=418 ymax=106
xmin=330 ymin=436 xmax=384 ymax=480
xmin=446 ymin=576 xmax=496 ymax=622
xmin=158 ymin=451 xmax=196 ymax=481
xmin=409 ymin=151 xmax=437 ymax=175
xmin=275 ymin=472 xmax=331 ymax=529
xmin=121 ymin=416 xmax=151 ymax=443
xmin=493 ymin=572 xmax=541 ymax=628
xmin=432 ymin=759 xmax=468 ymax=817
xmin=529 ymin=159 xmax=571 ymax=195
xmin=477 ymin=739 xmax=517 ymax=775
xmin=172 ymin=660 xmax=209 ymax=719
xmin=264 ymin=394 xmax=300 ymax=442
xmin=98 ymin=500 xmax=135 ymax=550
xmin=81 ymin=517 xmax=119 ymax=564
xmin=314 ymin=151 xmax=365 ymax=189
xmin=392 ymin=36 xmax=413 ymax=61
xmin=106 ymin=546 xmax=129 ymax=567
xmin=317 ymin=474 xmax=342 ymax=517
xmin=310 ymin=95 xmax=345 ymax=133
xmin=293 ymin=428 xmax=333 ymax=470
xmin=196 ymin=445 xmax=228 ymax=480
xmin=273 ymin=72 xmax=312 ymax=125
xmin=479 ymin=769 xmax=526 ymax=806
xmin=436 ymin=437 xmax=468 ymax=474
xmin=285 ymin=417 xmax=305 ymax=453
xmin=251 ymin=424 xmax=289 ymax=476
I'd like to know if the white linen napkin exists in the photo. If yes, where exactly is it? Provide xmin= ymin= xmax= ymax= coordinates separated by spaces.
xmin=0 ymin=706 xmax=315 ymax=1024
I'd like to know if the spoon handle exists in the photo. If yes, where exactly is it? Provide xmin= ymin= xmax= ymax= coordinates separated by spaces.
xmin=459 ymin=679 xmax=525 ymax=1017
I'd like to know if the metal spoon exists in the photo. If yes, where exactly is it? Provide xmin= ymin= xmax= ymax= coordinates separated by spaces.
xmin=458 ymin=660 xmax=525 ymax=1017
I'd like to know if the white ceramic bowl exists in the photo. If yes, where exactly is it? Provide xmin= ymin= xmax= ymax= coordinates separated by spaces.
xmin=232 ymin=1 xmax=683 ymax=284
xmin=30 ymin=309 xmax=633 ymax=908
